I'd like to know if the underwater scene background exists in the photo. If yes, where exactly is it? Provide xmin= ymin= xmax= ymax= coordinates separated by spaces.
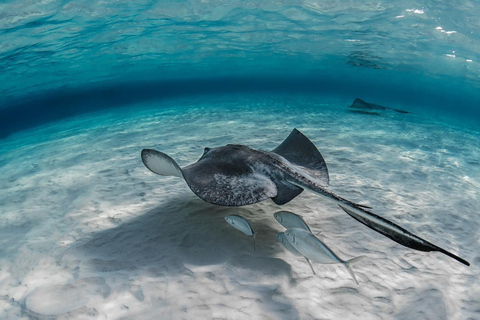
xmin=0 ymin=1 xmax=479 ymax=319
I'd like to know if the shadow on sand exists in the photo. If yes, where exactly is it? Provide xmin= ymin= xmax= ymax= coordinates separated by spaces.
xmin=64 ymin=194 xmax=301 ymax=318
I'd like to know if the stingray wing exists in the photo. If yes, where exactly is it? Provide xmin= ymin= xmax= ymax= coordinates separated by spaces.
xmin=272 ymin=128 xmax=329 ymax=187
xmin=142 ymin=130 xmax=328 ymax=207
xmin=182 ymin=159 xmax=277 ymax=206
xmin=142 ymin=147 xmax=277 ymax=206
xmin=141 ymin=149 xmax=183 ymax=177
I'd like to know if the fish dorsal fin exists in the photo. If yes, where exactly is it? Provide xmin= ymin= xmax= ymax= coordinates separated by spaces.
xmin=141 ymin=149 xmax=183 ymax=178
xmin=272 ymin=129 xmax=329 ymax=187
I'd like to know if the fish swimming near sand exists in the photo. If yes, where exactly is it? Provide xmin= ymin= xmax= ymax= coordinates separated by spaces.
xmin=277 ymin=232 xmax=316 ymax=275
xmin=141 ymin=128 xmax=469 ymax=266
xmin=285 ymin=228 xmax=366 ymax=284
xmin=224 ymin=214 xmax=256 ymax=250
xmin=274 ymin=211 xmax=312 ymax=233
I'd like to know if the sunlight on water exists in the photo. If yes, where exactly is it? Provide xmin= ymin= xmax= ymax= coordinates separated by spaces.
xmin=0 ymin=1 xmax=479 ymax=319
xmin=1 ymin=1 xmax=480 ymax=108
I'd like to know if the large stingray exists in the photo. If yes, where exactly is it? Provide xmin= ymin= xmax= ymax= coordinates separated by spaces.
xmin=141 ymin=129 xmax=469 ymax=266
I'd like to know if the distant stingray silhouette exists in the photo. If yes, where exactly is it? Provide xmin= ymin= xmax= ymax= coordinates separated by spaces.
xmin=349 ymin=98 xmax=410 ymax=114
xmin=141 ymin=129 xmax=469 ymax=266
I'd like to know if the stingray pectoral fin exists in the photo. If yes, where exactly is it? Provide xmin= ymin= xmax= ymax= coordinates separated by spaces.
xmin=141 ymin=149 xmax=183 ymax=178
xmin=273 ymin=128 xmax=329 ymax=187
xmin=272 ymin=180 xmax=303 ymax=205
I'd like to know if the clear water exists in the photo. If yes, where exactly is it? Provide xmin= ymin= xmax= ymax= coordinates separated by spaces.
xmin=0 ymin=1 xmax=479 ymax=319
xmin=1 ymin=1 xmax=480 ymax=129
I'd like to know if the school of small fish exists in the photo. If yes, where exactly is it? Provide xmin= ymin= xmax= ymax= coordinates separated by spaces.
xmin=225 ymin=210 xmax=365 ymax=284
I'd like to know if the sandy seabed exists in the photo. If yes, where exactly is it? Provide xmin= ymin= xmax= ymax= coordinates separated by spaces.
xmin=0 ymin=94 xmax=479 ymax=319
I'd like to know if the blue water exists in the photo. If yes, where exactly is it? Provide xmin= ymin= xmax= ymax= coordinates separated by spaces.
xmin=1 ymin=1 xmax=480 ymax=319
xmin=1 ymin=1 xmax=479 ymax=138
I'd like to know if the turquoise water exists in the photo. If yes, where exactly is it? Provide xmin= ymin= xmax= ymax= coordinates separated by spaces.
xmin=1 ymin=1 xmax=480 ymax=136
xmin=0 ymin=1 xmax=479 ymax=319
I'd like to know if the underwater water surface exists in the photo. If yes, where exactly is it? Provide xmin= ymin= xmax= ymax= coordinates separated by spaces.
xmin=0 ymin=1 xmax=480 ymax=319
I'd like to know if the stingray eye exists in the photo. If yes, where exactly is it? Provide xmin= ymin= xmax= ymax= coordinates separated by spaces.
xmin=203 ymin=147 xmax=211 ymax=155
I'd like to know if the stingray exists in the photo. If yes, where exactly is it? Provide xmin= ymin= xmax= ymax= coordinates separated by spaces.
xmin=349 ymin=98 xmax=410 ymax=114
xmin=141 ymin=129 xmax=469 ymax=266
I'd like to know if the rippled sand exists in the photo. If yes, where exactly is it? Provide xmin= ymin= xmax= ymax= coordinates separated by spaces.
xmin=0 ymin=95 xmax=478 ymax=319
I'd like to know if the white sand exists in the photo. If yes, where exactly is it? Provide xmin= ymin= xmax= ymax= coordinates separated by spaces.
xmin=0 ymin=94 xmax=478 ymax=319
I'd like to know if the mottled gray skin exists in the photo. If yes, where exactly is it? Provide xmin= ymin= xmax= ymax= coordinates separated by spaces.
xmin=142 ymin=128 xmax=328 ymax=207
xmin=182 ymin=144 xmax=326 ymax=207
xmin=141 ymin=129 xmax=469 ymax=266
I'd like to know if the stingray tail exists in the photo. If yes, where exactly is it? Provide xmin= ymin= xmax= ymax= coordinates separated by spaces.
xmin=287 ymin=175 xmax=470 ymax=266
xmin=356 ymin=203 xmax=373 ymax=209
xmin=338 ymin=204 xmax=470 ymax=267
xmin=343 ymin=256 xmax=367 ymax=285
xmin=431 ymin=244 xmax=470 ymax=266
xmin=253 ymin=233 xmax=256 ymax=251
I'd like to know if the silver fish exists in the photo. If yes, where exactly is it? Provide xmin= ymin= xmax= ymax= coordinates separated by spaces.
xmin=277 ymin=232 xmax=316 ymax=275
xmin=274 ymin=211 xmax=312 ymax=233
xmin=285 ymin=228 xmax=366 ymax=284
xmin=225 ymin=214 xmax=256 ymax=250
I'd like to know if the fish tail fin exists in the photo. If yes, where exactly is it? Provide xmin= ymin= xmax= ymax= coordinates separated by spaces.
xmin=305 ymin=258 xmax=316 ymax=275
xmin=343 ymin=255 xmax=367 ymax=285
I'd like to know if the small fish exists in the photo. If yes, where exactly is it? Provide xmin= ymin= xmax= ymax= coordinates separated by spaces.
xmin=277 ymin=232 xmax=316 ymax=275
xmin=274 ymin=211 xmax=312 ymax=232
xmin=225 ymin=214 xmax=256 ymax=250
xmin=284 ymin=228 xmax=366 ymax=284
